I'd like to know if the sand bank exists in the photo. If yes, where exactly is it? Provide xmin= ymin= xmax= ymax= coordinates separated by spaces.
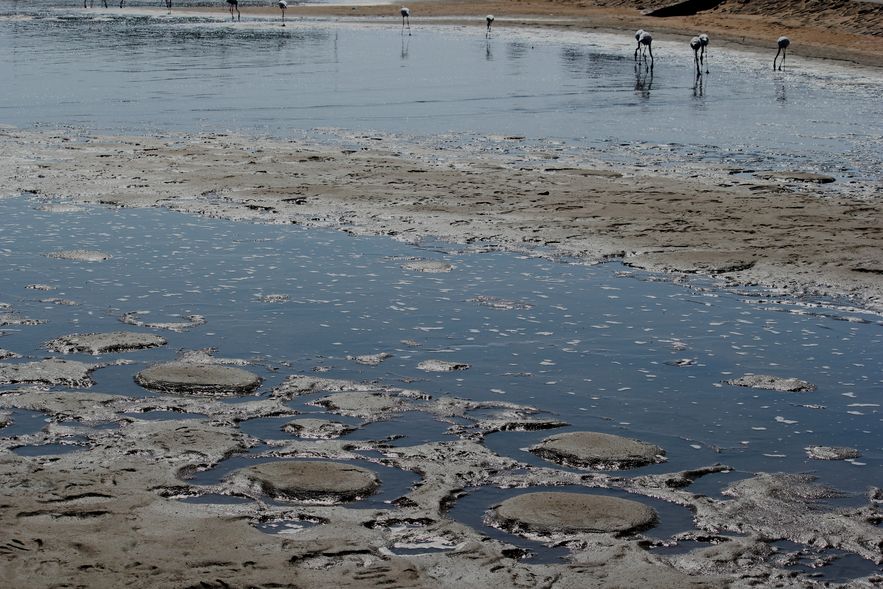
xmin=3 ymin=129 xmax=881 ymax=312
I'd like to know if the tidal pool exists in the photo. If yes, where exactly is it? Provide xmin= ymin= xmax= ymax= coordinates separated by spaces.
xmin=1 ymin=2 xmax=881 ymax=196
xmin=0 ymin=196 xmax=880 ymax=498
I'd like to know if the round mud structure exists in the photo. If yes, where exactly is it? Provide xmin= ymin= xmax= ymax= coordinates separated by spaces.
xmin=490 ymin=492 xmax=657 ymax=536
xmin=236 ymin=461 xmax=380 ymax=502
xmin=135 ymin=362 xmax=261 ymax=396
xmin=529 ymin=431 xmax=665 ymax=469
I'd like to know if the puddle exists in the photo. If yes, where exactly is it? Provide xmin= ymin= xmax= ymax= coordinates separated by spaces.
xmin=0 ymin=409 xmax=50 ymax=437
xmin=772 ymin=540 xmax=883 ymax=583
xmin=12 ymin=438 xmax=89 ymax=456
xmin=184 ymin=450 xmax=420 ymax=509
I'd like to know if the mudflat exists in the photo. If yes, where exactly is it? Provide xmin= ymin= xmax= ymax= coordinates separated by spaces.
xmin=3 ymin=128 xmax=881 ymax=311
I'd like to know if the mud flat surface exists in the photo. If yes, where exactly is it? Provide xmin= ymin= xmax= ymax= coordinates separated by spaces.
xmin=2 ymin=129 xmax=881 ymax=312
xmin=0 ymin=197 xmax=880 ymax=585
xmin=1 ymin=381 xmax=880 ymax=587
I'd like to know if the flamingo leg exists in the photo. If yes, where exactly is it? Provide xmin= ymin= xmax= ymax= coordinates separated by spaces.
xmin=781 ymin=48 xmax=786 ymax=70
xmin=647 ymin=44 xmax=653 ymax=67
xmin=774 ymin=47 xmax=782 ymax=70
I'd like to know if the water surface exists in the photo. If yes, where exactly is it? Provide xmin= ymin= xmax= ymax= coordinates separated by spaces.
xmin=1 ymin=1 xmax=881 ymax=196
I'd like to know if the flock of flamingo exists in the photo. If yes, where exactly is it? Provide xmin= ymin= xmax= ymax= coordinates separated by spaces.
xmin=79 ymin=2 xmax=792 ymax=71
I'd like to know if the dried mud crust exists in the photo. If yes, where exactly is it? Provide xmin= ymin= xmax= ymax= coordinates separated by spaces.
xmin=0 ymin=388 xmax=880 ymax=587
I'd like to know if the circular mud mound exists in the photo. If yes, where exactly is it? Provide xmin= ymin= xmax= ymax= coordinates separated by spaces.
xmin=236 ymin=461 xmax=379 ymax=502
xmin=46 ymin=331 xmax=167 ymax=355
xmin=490 ymin=492 xmax=656 ymax=536
xmin=135 ymin=362 xmax=261 ymax=396
xmin=530 ymin=431 xmax=665 ymax=469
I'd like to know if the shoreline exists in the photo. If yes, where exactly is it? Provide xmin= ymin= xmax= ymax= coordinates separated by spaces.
xmin=165 ymin=0 xmax=883 ymax=70
xmin=3 ymin=128 xmax=882 ymax=314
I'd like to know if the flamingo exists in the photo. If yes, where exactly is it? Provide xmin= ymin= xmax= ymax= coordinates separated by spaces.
xmin=698 ymin=33 xmax=709 ymax=72
xmin=401 ymin=7 xmax=411 ymax=35
xmin=486 ymin=14 xmax=494 ymax=37
xmin=279 ymin=0 xmax=287 ymax=26
xmin=634 ymin=29 xmax=645 ymax=61
xmin=638 ymin=31 xmax=653 ymax=66
xmin=690 ymin=36 xmax=702 ymax=74
xmin=774 ymin=36 xmax=790 ymax=70
xmin=227 ymin=0 xmax=240 ymax=22
xmin=164 ymin=0 xmax=171 ymax=14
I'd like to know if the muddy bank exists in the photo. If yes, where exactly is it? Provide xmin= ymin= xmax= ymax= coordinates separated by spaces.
xmin=2 ymin=129 xmax=881 ymax=313
xmin=1 ymin=384 xmax=880 ymax=587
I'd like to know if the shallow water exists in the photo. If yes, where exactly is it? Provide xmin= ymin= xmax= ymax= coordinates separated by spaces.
xmin=1 ymin=2 xmax=881 ymax=196
xmin=1 ymin=197 xmax=880 ymax=495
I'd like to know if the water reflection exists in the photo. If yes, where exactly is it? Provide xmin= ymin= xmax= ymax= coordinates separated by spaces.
xmin=634 ymin=63 xmax=653 ymax=98
xmin=692 ymin=72 xmax=705 ymax=98
xmin=506 ymin=41 xmax=529 ymax=61
xmin=400 ymin=35 xmax=408 ymax=60
xmin=776 ymin=80 xmax=787 ymax=102
xmin=485 ymin=39 xmax=492 ymax=61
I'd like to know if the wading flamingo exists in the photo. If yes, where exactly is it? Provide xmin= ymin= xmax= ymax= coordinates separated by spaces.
xmin=227 ymin=0 xmax=240 ymax=22
xmin=698 ymin=33 xmax=709 ymax=72
xmin=279 ymin=0 xmax=287 ymax=26
xmin=401 ymin=7 xmax=411 ymax=35
xmin=774 ymin=36 xmax=790 ymax=70
xmin=634 ymin=29 xmax=644 ymax=61
xmin=637 ymin=31 xmax=653 ymax=66
xmin=690 ymin=36 xmax=702 ymax=74
xmin=486 ymin=15 xmax=494 ymax=37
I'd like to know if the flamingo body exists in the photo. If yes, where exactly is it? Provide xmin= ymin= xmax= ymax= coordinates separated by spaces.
xmin=774 ymin=36 xmax=790 ymax=70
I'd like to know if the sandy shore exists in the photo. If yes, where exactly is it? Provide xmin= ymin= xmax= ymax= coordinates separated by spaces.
xmin=201 ymin=0 xmax=883 ymax=68
xmin=3 ymin=129 xmax=882 ymax=313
